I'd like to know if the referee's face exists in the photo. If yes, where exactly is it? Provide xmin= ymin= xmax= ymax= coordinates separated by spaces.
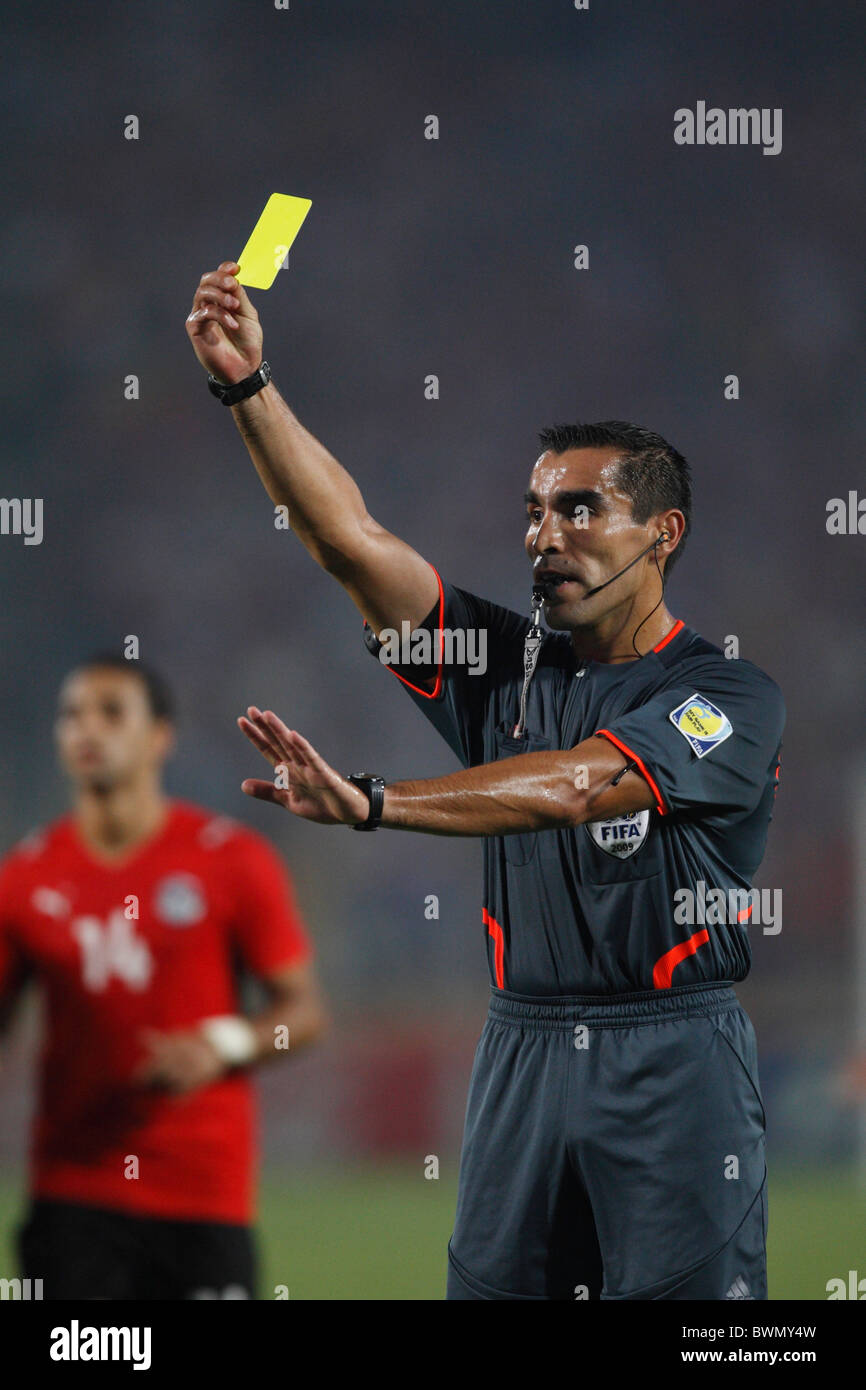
xmin=524 ymin=446 xmax=657 ymax=632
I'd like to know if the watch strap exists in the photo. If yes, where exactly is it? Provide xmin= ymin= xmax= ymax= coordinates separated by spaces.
xmin=207 ymin=360 xmax=272 ymax=406
xmin=346 ymin=773 xmax=386 ymax=831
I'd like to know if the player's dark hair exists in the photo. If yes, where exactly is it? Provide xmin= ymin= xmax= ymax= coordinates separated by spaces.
xmin=70 ymin=653 xmax=175 ymax=721
xmin=537 ymin=421 xmax=693 ymax=573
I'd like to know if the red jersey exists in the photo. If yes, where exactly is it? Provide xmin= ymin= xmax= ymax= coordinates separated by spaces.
xmin=0 ymin=801 xmax=312 ymax=1223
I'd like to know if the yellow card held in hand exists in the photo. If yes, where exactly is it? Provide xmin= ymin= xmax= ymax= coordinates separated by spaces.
xmin=236 ymin=193 xmax=312 ymax=289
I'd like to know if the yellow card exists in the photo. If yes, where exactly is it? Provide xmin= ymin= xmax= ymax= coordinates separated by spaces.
xmin=236 ymin=193 xmax=312 ymax=289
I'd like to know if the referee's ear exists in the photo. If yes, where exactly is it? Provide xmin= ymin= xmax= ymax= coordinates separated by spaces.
xmin=654 ymin=509 xmax=686 ymax=571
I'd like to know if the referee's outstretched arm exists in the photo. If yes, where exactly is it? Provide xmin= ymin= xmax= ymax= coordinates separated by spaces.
xmin=236 ymin=709 xmax=653 ymax=835
xmin=186 ymin=263 xmax=440 ymax=641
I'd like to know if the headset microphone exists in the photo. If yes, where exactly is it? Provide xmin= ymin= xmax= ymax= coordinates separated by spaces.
xmin=578 ymin=530 xmax=669 ymax=600
xmin=517 ymin=530 xmax=671 ymax=736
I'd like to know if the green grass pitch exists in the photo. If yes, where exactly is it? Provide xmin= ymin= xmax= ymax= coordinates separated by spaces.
xmin=0 ymin=1166 xmax=860 ymax=1300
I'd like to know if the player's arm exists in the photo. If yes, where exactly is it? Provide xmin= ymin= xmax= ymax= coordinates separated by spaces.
xmin=136 ymin=826 xmax=327 ymax=1093
xmin=185 ymin=263 xmax=438 ymax=637
xmin=0 ymin=977 xmax=28 ymax=1054
xmin=243 ymin=959 xmax=327 ymax=1062
xmin=239 ymin=709 xmax=659 ymax=835
xmin=135 ymin=963 xmax=326 ymax=1095
xmin=0 ymin=865 xmax=32 ymax=1061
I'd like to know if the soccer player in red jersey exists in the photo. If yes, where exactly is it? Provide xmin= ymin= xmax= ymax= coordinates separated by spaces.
xmin=0 ymin=655 xmax=327 ymax=1300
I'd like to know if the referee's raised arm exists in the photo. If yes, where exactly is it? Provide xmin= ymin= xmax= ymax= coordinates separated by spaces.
xmin=186 ymin=262 xmax=439 ymax=637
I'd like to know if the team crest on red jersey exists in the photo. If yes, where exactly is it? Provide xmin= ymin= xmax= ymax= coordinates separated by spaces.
xmin=154 ymin=873 xmax=206 ymax=926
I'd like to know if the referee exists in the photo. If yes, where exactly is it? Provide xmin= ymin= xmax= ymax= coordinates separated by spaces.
xmin=187 ymin=263 xmax=785 ymax=1301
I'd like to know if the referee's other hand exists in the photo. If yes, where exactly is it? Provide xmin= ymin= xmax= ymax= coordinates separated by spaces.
xmin=186 ymin=262 xmax=264 ymax=386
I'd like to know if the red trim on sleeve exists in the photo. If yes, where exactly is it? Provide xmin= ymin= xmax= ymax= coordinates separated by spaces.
xmin=652 ymin=618 xmax=684 ymax=653
xmin=595 ymin=729 xmax=668 ymax=816
xmin=652 ymin=929 xmax=710 ymax=989
xmin=482 ymin=908 xmax=505 ymax=989
xmin=362 ymin=565 xmax=446 ymax=700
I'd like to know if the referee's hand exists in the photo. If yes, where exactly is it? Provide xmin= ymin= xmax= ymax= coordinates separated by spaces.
xmin=238 ymin=706 xmax=370 ymax=826
xmin=186 ymin=262 xmax=264 ymax=386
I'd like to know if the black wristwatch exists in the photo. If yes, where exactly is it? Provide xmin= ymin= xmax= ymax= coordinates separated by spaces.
xmin=207 ymin=360 xmax=272 ymax=406
xmin=346 ymin=773 xmax=386 ymax=831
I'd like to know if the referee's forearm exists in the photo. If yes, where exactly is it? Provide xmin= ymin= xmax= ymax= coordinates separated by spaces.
xmin=230 ymin=381 xmax=370 ymax=564
xmin=380 ymin=754 xmax=586 ymax=836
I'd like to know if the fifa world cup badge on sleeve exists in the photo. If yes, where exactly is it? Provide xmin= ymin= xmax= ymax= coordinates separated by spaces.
xmin=669 ymin=694 xmax=733 ymax=758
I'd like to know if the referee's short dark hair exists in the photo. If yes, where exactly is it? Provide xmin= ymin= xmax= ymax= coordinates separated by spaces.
xmin=67 ymin=653 xmax=175 ymax=721
xmin=537 ymin=421 xmax=693 ymax=573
